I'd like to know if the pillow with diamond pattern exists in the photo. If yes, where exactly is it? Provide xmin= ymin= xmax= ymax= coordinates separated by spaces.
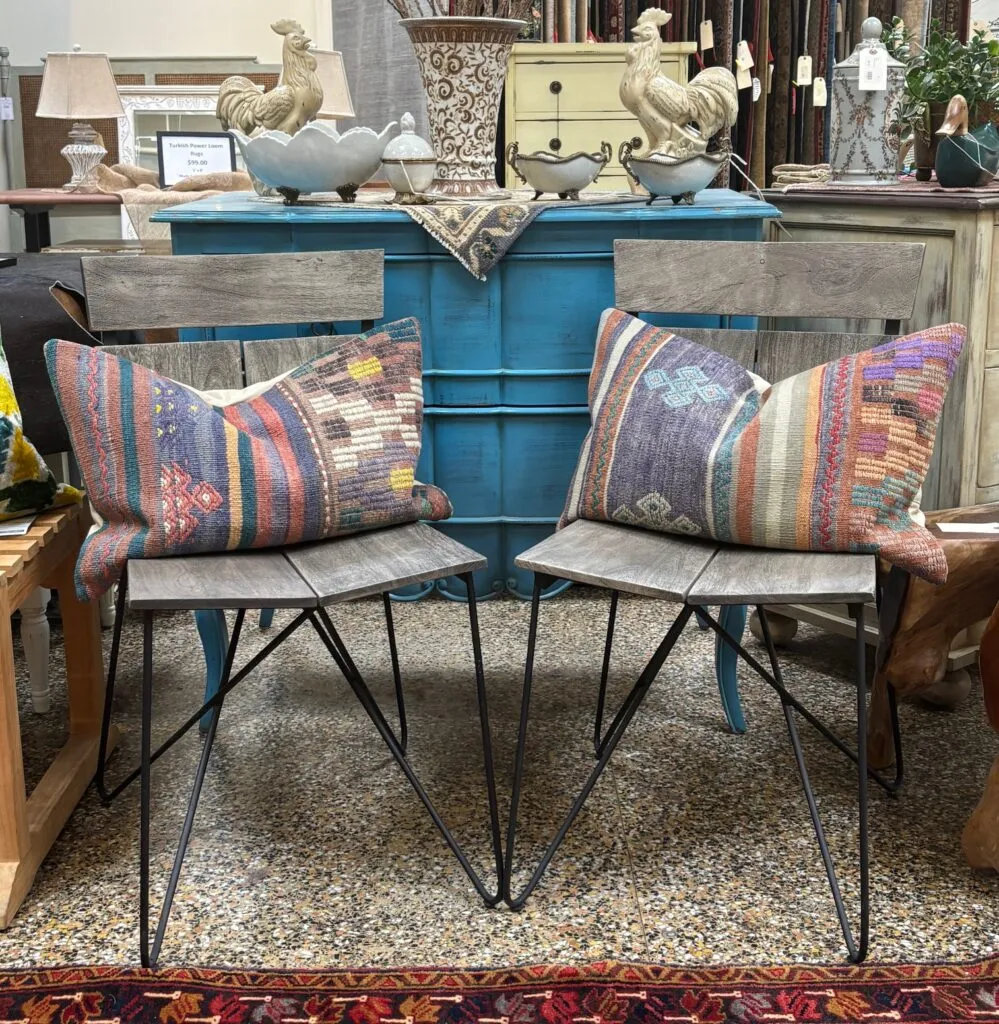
xmin=46 ymin=318 xmax=451 ymax=601
xmin=560 ymin=309 xmax=965 ymax=584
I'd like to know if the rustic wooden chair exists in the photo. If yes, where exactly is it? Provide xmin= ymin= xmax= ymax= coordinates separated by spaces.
xmin=503 ymin=239 xmax=925 ymax=963
xmin=78 ymin=252 xmax=503 ymax=966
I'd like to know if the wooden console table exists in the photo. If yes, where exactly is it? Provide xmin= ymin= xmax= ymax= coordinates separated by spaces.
xmin=0 ymin=189 xmax=122 ymax=253
xmin=0 ymin=503 xmax=113 ymax=927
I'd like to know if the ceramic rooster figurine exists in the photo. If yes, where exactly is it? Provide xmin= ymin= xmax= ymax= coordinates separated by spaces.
xmin=217 ymin=20 xmax=323 ymax=137
xmin=620 ymin=9 xmax=739 ymax=159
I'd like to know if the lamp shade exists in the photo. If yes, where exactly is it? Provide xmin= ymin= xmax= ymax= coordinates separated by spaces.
xmin=312 ymin=49 xmax=355 ymax=119
xmin=36 ymin=50 xmax=124 ymax=120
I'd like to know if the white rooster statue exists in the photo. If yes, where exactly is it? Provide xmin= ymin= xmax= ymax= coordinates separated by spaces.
xmin=217 ymin=20 xmax=323 ymax=137
xmin=620 ymin=9 xmax=739 ymax=159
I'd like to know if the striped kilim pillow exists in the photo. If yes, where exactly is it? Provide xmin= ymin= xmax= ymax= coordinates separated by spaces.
xmin=560 ymin=310 xmax=966 ymax=584
xmin=46 ymin=318 xmax=451 ymax=601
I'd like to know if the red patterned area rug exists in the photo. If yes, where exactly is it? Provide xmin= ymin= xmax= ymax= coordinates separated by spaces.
xmin=1 ymin=959 xmax=998 ymax=1024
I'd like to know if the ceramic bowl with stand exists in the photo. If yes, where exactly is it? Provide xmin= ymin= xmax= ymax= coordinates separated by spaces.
xmin=506 ymin=141 xmax=612 ymax=200
xmin=619 ymin=139 xmax=729 ymax=205
xmin=232 ymin=121 xmax=398 ymax=204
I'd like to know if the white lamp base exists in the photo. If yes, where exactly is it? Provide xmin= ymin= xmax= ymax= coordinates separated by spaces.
xmin=60 ymin=122 xmax=107 ymax=191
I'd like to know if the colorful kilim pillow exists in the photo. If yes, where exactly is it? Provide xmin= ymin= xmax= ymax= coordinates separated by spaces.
xmin=560 ymin=310 xmax=966 ymax=584
xmin=0 ymin=330 xmax=82 ymax=520
xmin=46 ymin=319 xmax=451 ymax=600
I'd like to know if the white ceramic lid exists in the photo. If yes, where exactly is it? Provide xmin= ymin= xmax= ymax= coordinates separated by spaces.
xmin=383 ymin=112 xmax=435 ymax=161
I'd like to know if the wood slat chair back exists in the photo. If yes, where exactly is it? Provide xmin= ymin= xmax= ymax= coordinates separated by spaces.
xmin=81 ymin=251 xmax=385 ymax=331
xmin=613 ymin=239 xmax=925 ymax=378
xmin=82 ymin=251 xmax=386 ymax=392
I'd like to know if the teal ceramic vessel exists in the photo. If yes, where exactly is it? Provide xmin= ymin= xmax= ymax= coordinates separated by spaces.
xmin=935 ymin=95 xmax=999 ymax=187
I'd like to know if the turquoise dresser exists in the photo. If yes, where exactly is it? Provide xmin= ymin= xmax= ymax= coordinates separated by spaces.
xmin=158 ymin=190 xmax=780 ymax=601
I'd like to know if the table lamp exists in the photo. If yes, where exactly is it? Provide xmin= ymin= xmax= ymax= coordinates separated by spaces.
xmin=311 ymin=49 xmax=355 ymax=121
xmin=36 ymin=46 xmax=125 ymax=191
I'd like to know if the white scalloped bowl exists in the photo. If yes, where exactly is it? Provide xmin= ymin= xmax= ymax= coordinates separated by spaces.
xmin=232 ymin=121 xmax=398 ymax=197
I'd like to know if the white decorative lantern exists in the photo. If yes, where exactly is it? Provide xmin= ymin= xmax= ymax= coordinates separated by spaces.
xmin=830 ymin=17 xmax=905 ymax=186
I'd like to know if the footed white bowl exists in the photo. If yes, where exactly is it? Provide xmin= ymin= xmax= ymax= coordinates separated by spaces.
xmin=507 ymin=141 xmax=611 ymax=200
xmin=232 ymin=121 xmax=398 ymax=203
xmin=619 ymin=140 xmax=729 ymax=205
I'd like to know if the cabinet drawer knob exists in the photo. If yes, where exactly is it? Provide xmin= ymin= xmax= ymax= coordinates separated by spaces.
xmin=550 ymin=137 xmax=562 ymax=152
xmin=549 ymin=80 xmax=562 ymax=94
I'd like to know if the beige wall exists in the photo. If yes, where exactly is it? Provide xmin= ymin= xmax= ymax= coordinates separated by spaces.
xmin=4 ymin=0 xmax=333 ymax=64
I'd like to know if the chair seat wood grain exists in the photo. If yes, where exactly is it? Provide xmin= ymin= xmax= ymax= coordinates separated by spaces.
xmin=688 ymin=547 xmax=877 ymax=605
xmin=514 ymin=520 xmax=718 ymax=600
xmin=127 ymin=552 xmax=318 ymax=611
xmin=284 ymin=523 xmax=486 ymax=604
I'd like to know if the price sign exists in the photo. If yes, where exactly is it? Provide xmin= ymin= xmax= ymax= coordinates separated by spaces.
xmin=157 ymin=131 xmax=237 ymax=188
xmin=0 ymin=97 xmax=13 ymax=121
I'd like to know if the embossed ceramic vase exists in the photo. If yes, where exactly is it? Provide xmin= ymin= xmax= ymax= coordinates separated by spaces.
xmin=401 ymin=17 xmax=524 ymax=199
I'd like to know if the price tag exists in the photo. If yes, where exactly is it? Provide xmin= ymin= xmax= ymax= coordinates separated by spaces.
xmin=156 ymin=130 xmax=237 ymax=187
xmin=795 ymin=55 xmax=813 ymax=86
xmin=858 ymin=46 xmax=888 ymax=90
xmin=752 ymin=76 xmax=762 ymax=102
xmin=0 ymin=97 xmax=13 ymax=121
xmin=768 ymin=63 xmax=775 ymax=93
xmin=736 ymin=64 xmax=753 ymax=90
xmin=699 ymin=19 xmax=714 ymax=51
xmin=812 ymin=76 xmax=828 ymax=106
xmin=736 ymin=39 xmax=754 ymax=69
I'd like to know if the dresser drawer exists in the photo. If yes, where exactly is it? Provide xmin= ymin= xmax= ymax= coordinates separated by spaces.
xmin=511 ymin=56 xmax=686 ymax=117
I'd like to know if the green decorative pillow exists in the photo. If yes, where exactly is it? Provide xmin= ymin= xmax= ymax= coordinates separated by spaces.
xmin=561 ymin=310 xmax=965 ymax=584
xmin=0 ymin=331 xmax=82 ymax=520
xmin=46 ymin=319 xmax=451 ymax=600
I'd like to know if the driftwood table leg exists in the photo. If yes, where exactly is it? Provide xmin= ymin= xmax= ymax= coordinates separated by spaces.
xmin=868 ymin=669 xmax=896 ymax=771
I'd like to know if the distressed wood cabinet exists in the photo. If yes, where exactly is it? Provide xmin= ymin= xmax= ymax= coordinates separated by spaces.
xmin=765 ymin=186 xmax=999 ymax=514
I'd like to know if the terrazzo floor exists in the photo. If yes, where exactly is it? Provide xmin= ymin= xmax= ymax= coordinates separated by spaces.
xmin=7 ymin=593 xmax=999 ymax=969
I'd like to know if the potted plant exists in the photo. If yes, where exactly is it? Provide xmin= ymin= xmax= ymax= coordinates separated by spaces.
xmin=891 ymin=20 xmax=999 ymax=180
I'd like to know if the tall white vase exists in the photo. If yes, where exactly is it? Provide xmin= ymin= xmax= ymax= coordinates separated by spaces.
xmin=401 ymin=17 xmax=524 ymax=199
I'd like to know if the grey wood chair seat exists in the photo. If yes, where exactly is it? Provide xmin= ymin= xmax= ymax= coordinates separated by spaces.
xmin=503 ymin=239 xmax=919 ymax=964
xmin=285 ymin=523 xmax=486 ymax=604
xmin=81 ymin=251 xmax=503 ymax=968
xmin=515 ymin=521 xmax=879 ymax=606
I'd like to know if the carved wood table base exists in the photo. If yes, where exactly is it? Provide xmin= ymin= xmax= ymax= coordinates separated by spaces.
xmin=868 ymin=503 xmax=999 ymax=870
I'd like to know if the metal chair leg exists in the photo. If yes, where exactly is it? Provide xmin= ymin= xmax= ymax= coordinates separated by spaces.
xmin=594 ymin=591 xmax=618 ymax=755
xmin=139 ymin=608 xmax=245 ymax=968
xmin=95 ymin=567 xmax=129 ymax=806
xmin=383 ymin=592 xmax=408 ymax=755
xmin=309 ymin=596 xmax=503 ymax=906
xmin=503 ymin=576 xmax=694 ymax=909
xmin=756 ymin=603 xmax=870 ymax=962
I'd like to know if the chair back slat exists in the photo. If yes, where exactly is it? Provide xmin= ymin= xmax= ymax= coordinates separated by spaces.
xmin=243 ymin=336 xmax=356 ymax=384
xmin=101 ymin=341 xmax=244 ymax=391
xmin=756 ymin=330 xmax=886 ymax=383
xmin=614 ymin=240 xmax=924 ymax=320
xmin=671 ymin=328 xmax=758 ymax=370
xmin=81 ymin=251 xmax=385 ymax=331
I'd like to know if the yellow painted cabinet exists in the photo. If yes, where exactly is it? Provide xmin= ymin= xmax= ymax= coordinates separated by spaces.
xmin=504 ymin=42 xmax=696 ymax=188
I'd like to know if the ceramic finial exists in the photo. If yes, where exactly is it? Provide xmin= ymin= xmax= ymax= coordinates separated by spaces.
xmin=861 ymin=17 xmax=883 ymax=40
xmin=401 ymin=112 xmax=416 ymax=133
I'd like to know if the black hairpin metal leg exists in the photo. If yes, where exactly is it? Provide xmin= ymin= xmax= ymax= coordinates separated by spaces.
xmin=593 ymin=591 xmax=618 ymax=755
xmin=95 ymin=568 xmax=129 ymax=805
xmin=309 ymin=575 xmax=503 ymax=905
xmin=99 ymin=609 xmax=310 ymax=804
xmin=758 ymin=603 xmax=869 ymax=963
xmin=383 ymin=593 xmax=408 ymax=755
xmin=503 ymin=576 xmax=694 ymax=910
xmin=139 ymin=608 xmax=245 ymax=968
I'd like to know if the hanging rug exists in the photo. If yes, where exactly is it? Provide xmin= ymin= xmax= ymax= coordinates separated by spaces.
xmin=2 ymin=957 xmax=999 ymax=1023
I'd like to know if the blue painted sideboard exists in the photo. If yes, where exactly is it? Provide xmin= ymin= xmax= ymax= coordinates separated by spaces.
xmin=157 ymin=190 xmax=780 ymax=601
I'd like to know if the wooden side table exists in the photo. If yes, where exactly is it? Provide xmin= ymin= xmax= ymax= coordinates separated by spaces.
xmin=0 ymin=503 xmax=113 ymax=927
xmin=0 ymin=189 xmax=122 ymax=253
